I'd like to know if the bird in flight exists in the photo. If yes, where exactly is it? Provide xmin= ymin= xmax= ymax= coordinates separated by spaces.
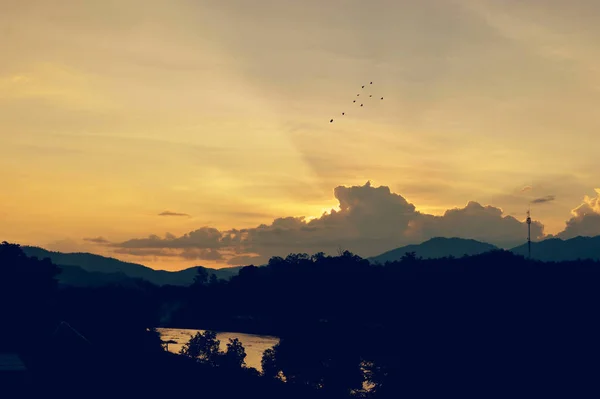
xmin=329 ymin=81 xmax=384 ymax=122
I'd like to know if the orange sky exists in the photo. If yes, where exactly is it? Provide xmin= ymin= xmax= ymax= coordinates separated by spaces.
xmin=1 ymin=0 xmax=600 ymax=270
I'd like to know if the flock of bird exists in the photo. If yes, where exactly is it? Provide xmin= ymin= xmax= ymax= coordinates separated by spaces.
xmin=330 ymin=81 xmax=384 ymax=123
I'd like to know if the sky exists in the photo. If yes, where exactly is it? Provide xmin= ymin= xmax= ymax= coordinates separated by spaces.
xmin=1 ymin=0 xmax=600 ymax=270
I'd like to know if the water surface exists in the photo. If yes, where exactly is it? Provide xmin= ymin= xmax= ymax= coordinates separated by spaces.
xmin=157 ymin=327 xmax=279 ymax=371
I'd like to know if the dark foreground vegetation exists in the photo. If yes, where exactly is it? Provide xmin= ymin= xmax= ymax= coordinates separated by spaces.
xmin=2 ymin=241 xmax=600 ymax=398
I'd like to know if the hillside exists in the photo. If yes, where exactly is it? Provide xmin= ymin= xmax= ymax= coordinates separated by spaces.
xmin=21 ymin=246 xmax=243 ymax=286
xmin=57 ymin=264 xmax=150 ymax=288
xmin=510 ymin=236 xmax=600 ymax=261
xmin=369 ymin=237 xmax=499 ymax=264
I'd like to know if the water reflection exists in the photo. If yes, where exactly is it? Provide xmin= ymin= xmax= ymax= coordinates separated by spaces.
xmin=157 ymin=327 xmax=279 ymax=372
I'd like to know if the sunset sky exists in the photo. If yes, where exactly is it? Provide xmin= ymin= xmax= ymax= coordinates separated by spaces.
xmin=2 ymin=0 xmax=600 ymax=270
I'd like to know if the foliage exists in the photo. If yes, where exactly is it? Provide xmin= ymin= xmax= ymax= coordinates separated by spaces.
xmin=0 ymin=241 xmax=61 ymax=350
xmin=261 ymin=347 xmax=280 ymax=379
xmin=223 ymin=338 xmax=247 ymax=368
xmin=179 ymin=331 xmax=250 ymax=371
xmin=179 ymin=330 xmax=221 ymax=365
xmin=400 ymin=251 xmax=418 ymax=262
xmin=6 ymin=239 xmax=600 ymax=398
xmin=261 ymin=332 xmax=364 ymax=395
xmin=193 ymin=267 xmax=209 ymax=287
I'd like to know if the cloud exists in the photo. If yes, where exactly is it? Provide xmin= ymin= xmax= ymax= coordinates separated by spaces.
xmin=180 ymin=248 xmax=224 ymax=261
xmin=113 ymin=248 xmax=175 ymax=257
xmin=159 ymin=211 xmax=190 ymax=217
xmin=531 ymin=195 xmax=556 ymax=204
xmin=521 ymin=186 xmax=532 ymax=192
xmin=407 ymin=201 xmax=544 ymax=248
xmin=110 ymin=182 xmax=543 ymax=265
xmin=83 ymin=236 xmax=111 ymax=244
xmin=558 ymin=189 xmax=600 ymax=239
xmin=117 ymin=228 xmax=228 ymax=250
xmin=112 ymin=247 xmax=223 ymax=262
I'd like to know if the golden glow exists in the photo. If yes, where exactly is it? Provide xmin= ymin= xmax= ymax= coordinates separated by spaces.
xmin=2 ymin=0 xmax=600 ymax=269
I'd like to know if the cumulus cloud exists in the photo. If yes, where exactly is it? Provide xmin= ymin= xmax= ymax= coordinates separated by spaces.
xmin=407 ymin=201 xmax=544 ymax=248
xmin=159 ymin=211 xmax=190 ymax=217
xmin=110 ymin=182 xmax=543 ymax=265
xmin=558 ymin=189 xmax=600 ymax=239
xmin=531 ymin=195 xmax=556 ymax=204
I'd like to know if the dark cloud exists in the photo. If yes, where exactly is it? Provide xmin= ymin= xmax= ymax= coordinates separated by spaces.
xmin=112 ymin=247 xmax=224 ymax=261
xmin=83 ymin=236 xmax=111 ymax=244
xmin=558 ymin=189 xmax=600 ymax=239
xmin=111 ymin=182 xmax=544 ymax=262
xmin=117 ymin=228 xmax=226 ymax=249
xmin=531 ymin=195 xmax=556 ymax=204
xmin=180 ymin=248 xmax=224 ymax=261
xmin=159 ymin=211 xmax=190 ymax=217
xmin=113 ymin=248 xmax=175 ymax=257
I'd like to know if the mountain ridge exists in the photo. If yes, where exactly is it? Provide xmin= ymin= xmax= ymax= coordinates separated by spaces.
xmin=370 ymin=235 xmax=600 ymax=264
xmin=510 ymin=235 xmax=600 ymax=261
xmin=21 ymin=246 xmax=243 ymax=287
xmin=18 ymin=235 xmax=600 ymax=287
xmin=369 ymin=237 xmax=499 ymax=264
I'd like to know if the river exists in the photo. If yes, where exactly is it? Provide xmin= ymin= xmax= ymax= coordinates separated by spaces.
xmin=157 ymin=327 xmax=280 ymax=371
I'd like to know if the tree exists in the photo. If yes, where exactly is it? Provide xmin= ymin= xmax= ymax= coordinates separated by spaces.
xmin=193 ymin=268 xmax=209 ymax=287
xmin=179 ymin=331 xmax=221 ymax=365
xmin=401 ymin=251 xmax=418 ymax=263
xmin=0 ymin=241 xmax=61 ymax=350
xmin=223 ymin=338 xmax=247 ymax=368
xmin=261 ymin=346 xmax=281 ymax=379
xmin=270 ymin=335 xmax=364 ymax=394
xmin=311 ymin=252 xmax=327 ymax=262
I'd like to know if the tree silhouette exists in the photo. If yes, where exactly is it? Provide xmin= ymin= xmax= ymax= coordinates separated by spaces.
xmin=179 ymin=331 xmax=221 ymax=365
xmin=400 ymin=251 xmax=418 ymax=262
xmin=193 ymin=268 xmax=209 ymax=287
xmin=261 ymin=346 xmax=281 ymax=379
xmin=223 ymin=338 xmax=247 ymax=368
xmin=266 ymin=334 xmax=364 ymax=395
xmin=0 ymin=241 xmax=61 ymax=351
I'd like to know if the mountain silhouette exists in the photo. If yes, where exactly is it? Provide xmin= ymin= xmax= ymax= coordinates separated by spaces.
xmin=20 ymin=235 xmax=600 ymax=286
xmin=57 ymin=263 xmax=147 ymax=288
xmin=21 ymin=246 xmax=242 ymax=287
xmin=369 ymin=237 xmax=499 ymax=263
xmin=510 ymin=235 xmax=600 ymax=261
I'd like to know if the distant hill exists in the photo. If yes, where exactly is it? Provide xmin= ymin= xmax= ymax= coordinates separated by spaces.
xmin=57 ymin=264 xmax=152 ymax=289
xmin=510 ymin=236 xmax=600 ymax=261
xmin=25 ymin=235 xmax=600 ymax=287
xmin=369 ymin=237 xmax=499 ymax=264
xmin=21 ymin=246 xmax=243 ymax=287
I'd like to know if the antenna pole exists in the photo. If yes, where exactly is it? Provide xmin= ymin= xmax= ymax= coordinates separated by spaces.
xmin=526 ymin=207 xmax=531 ymax=259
